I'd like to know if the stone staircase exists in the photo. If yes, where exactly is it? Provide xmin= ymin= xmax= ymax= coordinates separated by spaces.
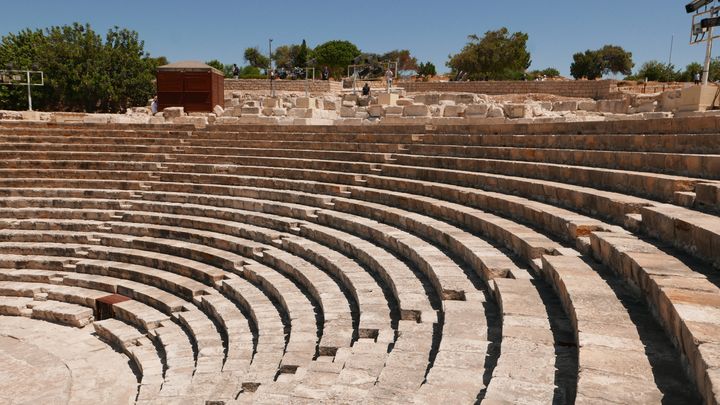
xmin=0 ymin=118 xmax=718 ymax=404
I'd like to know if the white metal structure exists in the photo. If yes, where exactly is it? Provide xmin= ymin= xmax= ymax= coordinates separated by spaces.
xmin=0 ymin=70 xmax=44 ymax=111
xmin=690 ymin=3 xmax=720 ymax=84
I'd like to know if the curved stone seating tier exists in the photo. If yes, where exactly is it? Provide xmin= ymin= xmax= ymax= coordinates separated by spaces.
xmin=0 ymin=194 xmax=643 ymax=403
xmin=540 ymin=255 xmax=701 ymax=403
xmin=0 ymin=154 xmax=709 ymax=206
xmin=0 ymin=316 xmax=139 ymax=405
xmin=0 ymin=121 xmax=718 ymax=404
xmin=589 ymin=231 xmax=720 ymax=404
xmin=0 ymin=179 xmax=702 ymax=402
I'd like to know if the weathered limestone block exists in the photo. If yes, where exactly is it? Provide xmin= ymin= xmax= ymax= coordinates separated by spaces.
xmin=465 ymin=104 xmax=488 ymax=117
xmin=213 ymin=105 xmax=225 ymax=116
xmin=457 ymin=94 xmax=479 ymax=104
xmin=385 ymin=106 xmax=404 ymax=116
xmin=323 ymin=98 xmax=337 ymax=110
xmin=241 ymin=106 xmax=261 ymax=115
xmin=552 ymin=101 xmax=578 ymax=112
xmin=630 ymin=101 xmax=657 ymax=113
xmin=263 ymin=108 xmax=287 ymax=117
xmin=377 ymin=93 xmax=399 ymax=106
xmin=396 ymin=98 xmax=414 ymax=106
xmin=597 ymin=100 xmax=630 ymax=114
xmin=0 ymin=111 xmax=24 ymax=120
xmin=503 ymin=103 xmax=530 ymax=119
xmin=403 ymin=104 xmax=430 ymax=117
xmin=263 ymin=98 xmax=280 ymax=108
xmin=215 ymin=117 xmax=240 ymax=125
xmin=173 ymin=116 xmax=208 ymax=127
xmin=443 ymin=105 xmax=466 ymax=117
xmin=288 ymin=108 xmax=310 ymax=118
xmin=296 ymin=97 xmax=316 ymax=109
xmin=578 ymin=100 xmax=597 ymax=112
xmin=162 ymin=107 xmax=184 ymax=119
xmin=357 ymin=96 xmax=371 ymax=107
xmin=487 ymin=105 xmax=505 ymax=118
xmin=414 ymin=93 xmax=441 ymax=105
xmin=340 ymin=106 xmax=356 ymax=118
xmin=367 ymin=105 xmax=385 ymax=118
xmin=83 ymin=115 xmax=110 ymax=124
xmin=342 ymin=100 xmax=356 ymax=108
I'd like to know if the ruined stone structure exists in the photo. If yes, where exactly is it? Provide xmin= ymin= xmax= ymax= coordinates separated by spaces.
xmin=0 ymin=117 xmax=718 ymax=404
xmin=225 ymin=79 xmax=343 ymax=94
xmin=369 ymin=80 xmax=619 ymax=100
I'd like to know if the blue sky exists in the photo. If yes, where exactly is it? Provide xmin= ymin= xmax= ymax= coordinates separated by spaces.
xmin=0 ymin=0 xmax=712 ymax=77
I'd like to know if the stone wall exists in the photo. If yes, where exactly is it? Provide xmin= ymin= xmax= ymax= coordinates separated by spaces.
xmin=397 ymin=80 xmax=618 ymax=99
xmin=225 ymin=79 xmax=343 ymax=93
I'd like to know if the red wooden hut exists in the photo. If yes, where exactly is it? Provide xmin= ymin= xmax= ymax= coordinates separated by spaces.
xmin=156 ymin=61 xmax=224 ymax=112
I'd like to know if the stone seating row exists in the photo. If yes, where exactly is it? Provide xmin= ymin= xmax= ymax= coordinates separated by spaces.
xmin=0 ymin=265 xmax=249 ymax=403
xmin=5 ymin=120 xmax=720 ymax=153
xmin=0 ymin=186 xmax=656 ymax=403
xmin=0 ymin=202 xmax=444 ymax=392
xmin=5 ymin=139 xmax=719 ymax=184
xmin=0 ymin=277 xmax=211 ymax=400
xmin=8 ymin=128 xmax=720 ymax=159
xmin=12 ymin=178 xmax=716 ymax=404
xmin=0 ymin=215 xmax=430 ymax=398
xmin=589 ymin=230 xmax=720 ymax=404
xmin=0 ymin=295 xmax=93 ymax=327
xmin=0 ymin=202 xmax=696 ymax=400
xmin=3 ymin=150 xmax=707 ymax=206
xmin=1 ymin=124 xmax=716 ymax=402
xmin=0 ymin=316 xmax=140 ymax=405
xmin=0 ymin=213 xmax=356 ymax=359
xmin=0 ymin=125 xmax=193 ymax=139
xmin=0 ymin=195 xmax=500 ymax=398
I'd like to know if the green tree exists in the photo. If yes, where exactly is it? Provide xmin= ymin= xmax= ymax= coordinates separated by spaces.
xmin=239 ymin=65 xmax=264 ymax=79
xmin=295 ymin=40 xmax=309 ymax=68
xmin=103 ymin=26 xmax=159 ymax=111
xmin=630 ymin=60 xmax=678 ymax=82
xmin=205 ymin=59 xmax=233 ymax=78
xmin=447 ymin=28 xmax=531 ymax=80
xmin=570 ymin=45 xmax=634 ymax=79
xmin=417 ymin=61 xmax=437 ymax=77
xmin=382 ymin=49 xmax=418 ymax=74
xmin=313 ymin=40 xmax=361 ymax=78
xmin=679 ymin=62 xmax=703 ymax=82
xmin=0 ymin=23 xmax=159 ymax=112
xmin=527 ymin=67 xmax=561 ymax=80
xmin=272 ymin=45 xmax=297 ymax=68
xmin=244 ymin=47 xmax=270 ymax=70
xmin=570 ymin=50 xmax=603 ymax=80
xmin=0 ymin=28 xmax=47 ymax=110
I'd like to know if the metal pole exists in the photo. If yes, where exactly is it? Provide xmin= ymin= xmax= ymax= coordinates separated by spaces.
xmin=703 ymin=27 xmax=714 ymax=85
xmin=668 ymin=35 xmax=674 ymax=66
xmin=269 ymin=39 xmax=275 ymax=97
xmin=26 ymin=70 xmax=32 ymax=111
xmin=305 ymin=68 xmax=309 ymax=98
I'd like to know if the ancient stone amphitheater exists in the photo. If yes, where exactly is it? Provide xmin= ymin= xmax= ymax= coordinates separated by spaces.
xmin=0 ymin=117 xmax=719 ymax=405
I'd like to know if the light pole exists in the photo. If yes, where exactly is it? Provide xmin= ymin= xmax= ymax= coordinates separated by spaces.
xmin=703 ymin=26 xmax=714 ymax=84
xmin=269 ymin=38 xmax=275 ymax=97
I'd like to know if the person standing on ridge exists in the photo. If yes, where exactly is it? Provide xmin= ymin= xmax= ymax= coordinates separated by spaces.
xmin=385 ymin=67 xmax=394 ymax=91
